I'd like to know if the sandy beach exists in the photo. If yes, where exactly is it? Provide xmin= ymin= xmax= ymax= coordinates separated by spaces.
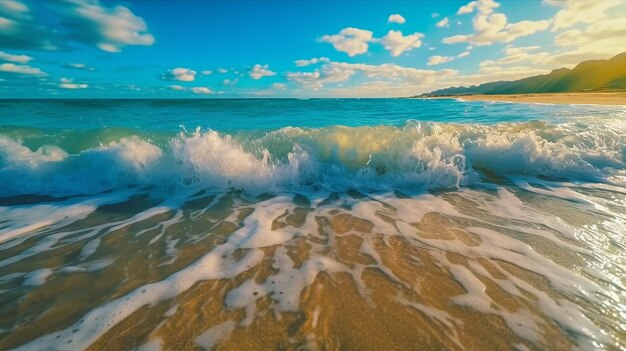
xmin=420 ymin=92 xmax=626 ymax=105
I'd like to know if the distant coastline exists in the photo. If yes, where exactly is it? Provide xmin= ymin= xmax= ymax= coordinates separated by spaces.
xmin=413 ymin=52 xmax=626 ymax=105
xmin=415 ymin=92 xmax=626 ymax=106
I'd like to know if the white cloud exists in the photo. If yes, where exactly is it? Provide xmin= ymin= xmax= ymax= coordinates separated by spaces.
xmin=538 ymin=18 xmax=626 ymax=65
xmin=287 ymin=63 xmax=358 ymax=91
xmin=55 ymin=0 xmax=155 ymax=53
xmin=319 ymin=27 xmax=374 ymax=56
xmin=59 ymin=77 xmax=87 ymax=89
xmin=379 ymin=30 xmax=424 ymax=57
xmin=0 ymin=0 xmax=154 ymax=52
xmin=161 ymin=67 xmax=197 ymax=82
xmin=444 ymin=0 xmax=550 ymax=46
xmin=64 ymin=62 xmax=96 ymax=71
xmin=201 ymin=70 xmax=212 ymax=75
xmin=322 ymin=63 xmax=458 ymax=97
xmin=481 ymin=15 xmax=626 ymax=69
xmin=457 ymin=51 xmax=470 ymax=58
xmin=0 ymin=62 xmax=46 ymax=75
xmin=469 ymin=65 xmax=549 ymax=83
xmin=432 ymin=12 xmax=440 ymax=18
xmin=249 ymin=64 xmax=276 ymax=80
xmin=555 ymin=19 xmax=626 ymax=48
xmin=294 ymin=57 xmax=330 ymax=67
xmin=286 ymin=70 xmax=346 ymax=91
xmin=545 ymin=0 xmax=621 ymax=31
xmin=168 ymin=85 xmax=214 ymax=94
xmin=388 ymin=14 xmax=406 ymax=24
xmin=217 ymin=68 xmax=228 ymax=74
xmin=457 ymin=1 xmax=477 ymax=14
xmin=427 ymin=55 xmax=454 ymax=65
xmin=191 ymin=87 xmax=212 ymax=95
xmin=0 ymin=0 xmax=28 ymax=14
xmin=497 ymin=45 xmax=543 ymax=64
xmin=332 ymin=62 xmax=457 ymax=81
xmin=0 ymin=50 xmax=31 ymax=63
xmin=0 ymin=1 xmax=57 ymax=50
xmin=272 ymin=83 xmax=286 ymax=90
xmin=288 ymin=61 xmax=457 ymax=94
xmin=436 ymin=17 xmax=449 ymax=28
xmin=223 ymin=78 xmax=238 ymax=86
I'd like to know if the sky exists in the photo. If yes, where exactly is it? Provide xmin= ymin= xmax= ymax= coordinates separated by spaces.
xmin=0 ymin=0 xmax=625 ymax=98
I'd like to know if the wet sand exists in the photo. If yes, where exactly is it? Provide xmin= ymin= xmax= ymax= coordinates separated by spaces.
xmin=419 ymin=92 xmax=626 ymax=105
xmin=1 ymin=185 xmax=624 ymax=350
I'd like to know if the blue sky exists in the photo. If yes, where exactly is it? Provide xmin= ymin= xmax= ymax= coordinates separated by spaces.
xmin=1 ymin=0 xmax=625 ymax=98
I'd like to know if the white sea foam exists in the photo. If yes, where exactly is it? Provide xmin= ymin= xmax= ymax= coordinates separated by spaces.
xmin=0 ymin=120 xmax=623 ymax=197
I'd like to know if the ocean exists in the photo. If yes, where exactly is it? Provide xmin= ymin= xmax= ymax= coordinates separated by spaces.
xmin=0 ymin=98 xmax=624 ymax=350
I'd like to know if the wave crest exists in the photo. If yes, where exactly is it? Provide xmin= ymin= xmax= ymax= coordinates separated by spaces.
xmin=1 ymin=121 xmax=624 ymax=196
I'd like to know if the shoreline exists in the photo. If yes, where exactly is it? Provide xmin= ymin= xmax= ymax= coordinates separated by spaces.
xmin=416 ymin=92 xmax=626 ymax=105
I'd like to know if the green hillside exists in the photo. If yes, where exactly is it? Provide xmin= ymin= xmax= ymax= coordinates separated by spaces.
xmin=421 ymin=52 xmax=626 ymax=96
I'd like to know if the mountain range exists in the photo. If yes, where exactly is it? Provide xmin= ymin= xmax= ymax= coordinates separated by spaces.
xmin=420 ymin=52 xmax=626 ymax=96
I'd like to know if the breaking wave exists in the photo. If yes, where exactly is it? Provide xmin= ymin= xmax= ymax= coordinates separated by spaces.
xmin=1 ymin=120 xmax=625 ymax=197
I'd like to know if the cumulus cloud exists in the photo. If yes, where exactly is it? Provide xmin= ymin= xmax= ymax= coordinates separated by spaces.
xmin=201 ymin=70 xmax=212 ymax=75
xmin=427 ymin=55 xmax=454 ymax=65
xmin=0 ymin=0 xmax=154 ymax=52
xmin=457 ymin=2 xmax=477 ymax=14
xmin=496 ymin=45 xmax=543 ymax=64
xmin=318 ymin=63 xmax=458 ymax=97
xmin=160 ymin=67 xmax=197 ymax=82
xmin=0 ymin=50 xmax=32 ymax=63
xmin=294 ymin=57 xmax=330 ymax=67
xmin=56 ymin=0 xmax=155 ymax=53
xmin=536 ymin=18 xmax=626 ymax=65
xmin=481 ymin=13 xmax=626 ymax=69
xmin=0 ymin=62 xmax=46 ymax=75
xmin=457 ymin=51 xmax=470 ymax=58
xmin=0 ymin=0 xmax=58 ymax=50
xmin=545 ymin=0 xmax=620 ymax=31
xmin=63 ymin=62 xmax=96 ymax=71
xmin=379 ymin=30 xmax=424 ymax=57
xmin=287 ymin=64 xmax=354 ymax=91
xmin=223 ymin=78 xmax=238 ymax=86
xmin=319 ymin=27 xmax=374 ymax=56
xmin=443 ymin=0 xmax=550 ymax=46
xmin=555 ymin=19 xmax=626 ymax=48
xmin=288 ymin=61 xmax=457 ymax=93
xmin=286 ymin=72 xmax=331 ymax=91
xmin=272 ymin=83 xmax=286 ymax=90
xmin=59 ymin=77 xmax=87 ymax=89
xmin=249 ymin=64 xmax=276 ymax=79
xmin=436 ymin=17 xmax=449 ymax=28
xmin=191 ymin=87 xmax=212 ymax=95
xmin=464 ymin=65 xmax=550 ymax=84
xmin=334 ymin=62 xmax=456 ymax=81
xmin=217 ymin=68 xmax=228 ymax=74
xmin=388 ymin=14 xmax=406 ymax=24
xmin=168 ymin=85 xmax=213 ymax=94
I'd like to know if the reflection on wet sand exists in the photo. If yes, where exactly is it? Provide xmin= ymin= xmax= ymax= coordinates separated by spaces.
xmin=0 ymin=184 xmax=624 ymax=350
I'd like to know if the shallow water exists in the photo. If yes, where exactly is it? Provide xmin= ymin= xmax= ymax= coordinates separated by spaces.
xmin=0 ymin=99 xmax=625 ymax=350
